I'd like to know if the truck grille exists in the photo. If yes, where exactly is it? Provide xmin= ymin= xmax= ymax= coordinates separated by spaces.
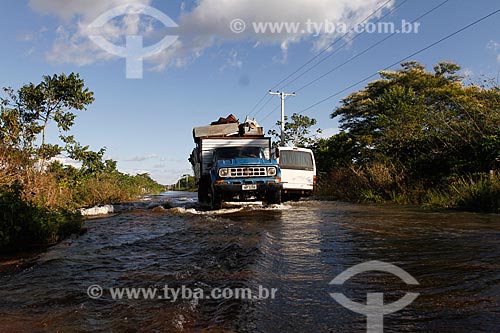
xmin=228 ymin=167 xmax=267 ymax=177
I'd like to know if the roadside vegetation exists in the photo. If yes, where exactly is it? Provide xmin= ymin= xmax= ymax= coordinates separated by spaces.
xmin=170 ymin=175 xmax=197 ymax=191
xmin=0 ymin=73 xmax=164 ymax=252
xmin=269 ymin=113 xmax=322 ymax=147
xmin=311 ymin=61 xmax=500 ymax=213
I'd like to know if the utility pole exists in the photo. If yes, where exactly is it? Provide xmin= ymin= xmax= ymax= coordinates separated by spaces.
xmin=269 ymin=90 xmax=296 ymax=146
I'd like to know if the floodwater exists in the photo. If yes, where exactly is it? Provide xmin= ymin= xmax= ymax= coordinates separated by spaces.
xmin=1 ymin=192 xmax=499 ymax=332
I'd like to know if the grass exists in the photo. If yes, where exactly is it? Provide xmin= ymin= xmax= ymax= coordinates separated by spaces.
xmin=0 ymin=183 xmax=82 ymax=253
xmin=0 ymin=160 xmax=165 ymax=253
xmin=316 ymin=164 xmax=500 ymax=213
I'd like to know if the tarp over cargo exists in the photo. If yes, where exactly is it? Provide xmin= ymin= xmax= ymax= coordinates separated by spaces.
xmin=192 ymin=115 xmax=264 ymax=142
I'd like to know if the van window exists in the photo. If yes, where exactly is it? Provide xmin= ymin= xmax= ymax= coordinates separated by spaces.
xmin=279 ymin=151 xmax=314 ymax=170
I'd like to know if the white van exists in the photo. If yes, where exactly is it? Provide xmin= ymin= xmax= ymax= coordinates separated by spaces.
xmin=273 ymin=147 xmax=316 ymax=200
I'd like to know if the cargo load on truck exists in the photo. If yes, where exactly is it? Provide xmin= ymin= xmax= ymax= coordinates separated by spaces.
xmin=189 ymin=115 xmax=282 ymax=209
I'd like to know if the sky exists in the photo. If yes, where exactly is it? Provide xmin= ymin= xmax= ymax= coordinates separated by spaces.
xmin=1 ymin=0 xmax=500 ymax=184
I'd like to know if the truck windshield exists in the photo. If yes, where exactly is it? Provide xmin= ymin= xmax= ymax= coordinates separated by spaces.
xmin=279 ymin=150 xmax=314 ymax=170
xmin=215 ymin=147 xmax=265 ymax=160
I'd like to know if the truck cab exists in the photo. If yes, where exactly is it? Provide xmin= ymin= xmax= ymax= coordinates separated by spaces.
xmin=208 ymin=145 xmax=281 ymax=209
xmin=190 ymin=117 xmax=282 ymax=210
xmin=273 ymin=147 xmax=316 ymax=201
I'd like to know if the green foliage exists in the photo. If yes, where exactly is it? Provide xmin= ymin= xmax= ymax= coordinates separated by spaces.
xmin=72 ymin=172 xmax=165 ymax=207
xmin=268 ymin=113 xmax=321 ymax=147
xmin=2 ymin=73 xmax=94 ymax=162
xmin=313 ymin=131 xmax=358 ymax=172
xmin=61 ymin=135 xmax=115 ymax=175
xmin=171 ymin=175 xmax=197 ymax=191
xmin=331 ymin=61 xmax=500 ymax=180
xmin=47 ymin=161 xmax=166 ymax=209
xmin=423 ymin=174 xmax=500 ymax=212
xmin=16 ymin=73 xmax=94 ymax=146
xmin=0 ymin=73 xmax=165 ymax=252
xmin=315 ymin=61 xmax=500 ymax=212
xmin=0 ymin=183 xmax=82 ymax=252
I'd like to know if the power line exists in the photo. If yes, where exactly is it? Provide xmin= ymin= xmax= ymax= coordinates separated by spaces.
xmin=248 ymin=0 xmax=395 ymax=118
xmin=261 ymin=104 xmax=281 ymax=122
xmin=257 ymin=0 xmax=414 ymax=124
xmin=292 ymin=0 xmax=450 ymax=93
xmin=277 ymin=0 xmax=411 ymax=92
xmin=248 ymin=93 xmax=269 ymax=116
xmin=295 ymin=7 xmax=500 ymax=116
xmin=270 ymin=0 xmax=396 ymax=91
xmin=253 ymin=94 xmax=274 ymax=117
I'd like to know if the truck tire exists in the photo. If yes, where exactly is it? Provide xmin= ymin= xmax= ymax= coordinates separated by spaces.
xmin=197 ymin=177 xmax=211 ymax=205
xmin=210 ymin=188 xmax=223 ymax=210
xmin=265 ymin=190 xmax=281 ymax=205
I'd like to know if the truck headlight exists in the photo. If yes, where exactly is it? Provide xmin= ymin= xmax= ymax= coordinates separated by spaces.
xmin=267 ymin=167 xmax=277 ymax=176
xmin=218 ymin=168 xmax=229 ymax=177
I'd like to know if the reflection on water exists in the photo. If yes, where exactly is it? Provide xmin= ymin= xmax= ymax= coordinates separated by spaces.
xmin=1 ymin=192 xmax=500 ymax=332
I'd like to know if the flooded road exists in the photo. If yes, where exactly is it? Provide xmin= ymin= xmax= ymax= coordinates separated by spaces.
xmin=1 ymin=192 xmax=500 ymax=332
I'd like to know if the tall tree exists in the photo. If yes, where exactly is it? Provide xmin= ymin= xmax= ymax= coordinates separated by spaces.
xmin=268 ymin=113 xmax=321 ymax=147
xmin=331 ymin=61 xmax=500 ymax=181
xmin=1 ymin=73 xmax=94 ymax=161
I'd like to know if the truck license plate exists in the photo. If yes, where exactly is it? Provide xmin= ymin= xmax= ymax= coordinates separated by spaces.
xmin=242 ymin=184 xmax=257 ymax=190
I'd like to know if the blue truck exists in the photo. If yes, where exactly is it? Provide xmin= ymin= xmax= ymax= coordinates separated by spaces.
xmin=189 ymin=119 xmax=282 ymax=209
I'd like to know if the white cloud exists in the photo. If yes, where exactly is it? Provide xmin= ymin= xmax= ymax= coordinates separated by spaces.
xmin=149 ymin=0 xmax=394 ymax=68
xmin=226 ymin=50 xmax=243 ymax=69
xmin=26 ymin=47 xmax=36 ymax=56
xmin=487 ymin=40 xmax=500 ymax=51
xmin=29 ymin=0 xmax=155 ymax=66
xmin=219 ymin=50 xmax=243 ymax=71
xmin=51 ymin=156 xmax=82 ymax=169
xmin=29 ymin=0 xmax=150 ymax=21
xmin=46 ymin=24 xmax=117 ymax=66
xmin=486 ymin=40 xmax=500 ymax=63
xmin=122 ymin=154 xmax=160 ymax=162
xmin=29 ymin=0 xmax=394 ymax=71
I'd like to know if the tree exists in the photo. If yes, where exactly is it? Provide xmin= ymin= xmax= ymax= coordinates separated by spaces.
xmin=313 ymin=131 xmax=358 ymax=174
xmin=1 ymin=73 xmax=94 ymax=162
xmin=331 ymin=61 xmax=500 ymax=182
xmin=268 ymin=113 xmax=321 ymax=147
xmin=18 ymin=73 xmax=94 ymax=145
xmin=0 ymin=73 xmax=100 ymax=191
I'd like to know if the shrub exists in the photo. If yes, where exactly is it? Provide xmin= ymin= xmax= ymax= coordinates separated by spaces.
xmin=448 ymin=174 xmax=500 ymax=212
xmin=0 ymin=183 xmax=82 ymax=252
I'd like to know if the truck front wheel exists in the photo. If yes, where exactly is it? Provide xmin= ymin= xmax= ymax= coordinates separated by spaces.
xmin=264 ymin=190 xmax=281 ymax=205
xmin=210 ymin=188 xmax=223 ymax=210
xmin=198 ymin=185 xmax=209 ymax=204
xmin=197 ymin=178 xmax=210 ymax=205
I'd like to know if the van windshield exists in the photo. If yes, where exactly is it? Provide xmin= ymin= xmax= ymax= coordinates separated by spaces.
xmin=279 ymin=151 xmax=314 ymax=170
xmin=215 ymin=147 xmax=265 ymax=160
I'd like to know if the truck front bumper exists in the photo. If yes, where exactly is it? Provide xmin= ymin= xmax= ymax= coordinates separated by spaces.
xmin=214 ymin=182 xmax=282 ymax=195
